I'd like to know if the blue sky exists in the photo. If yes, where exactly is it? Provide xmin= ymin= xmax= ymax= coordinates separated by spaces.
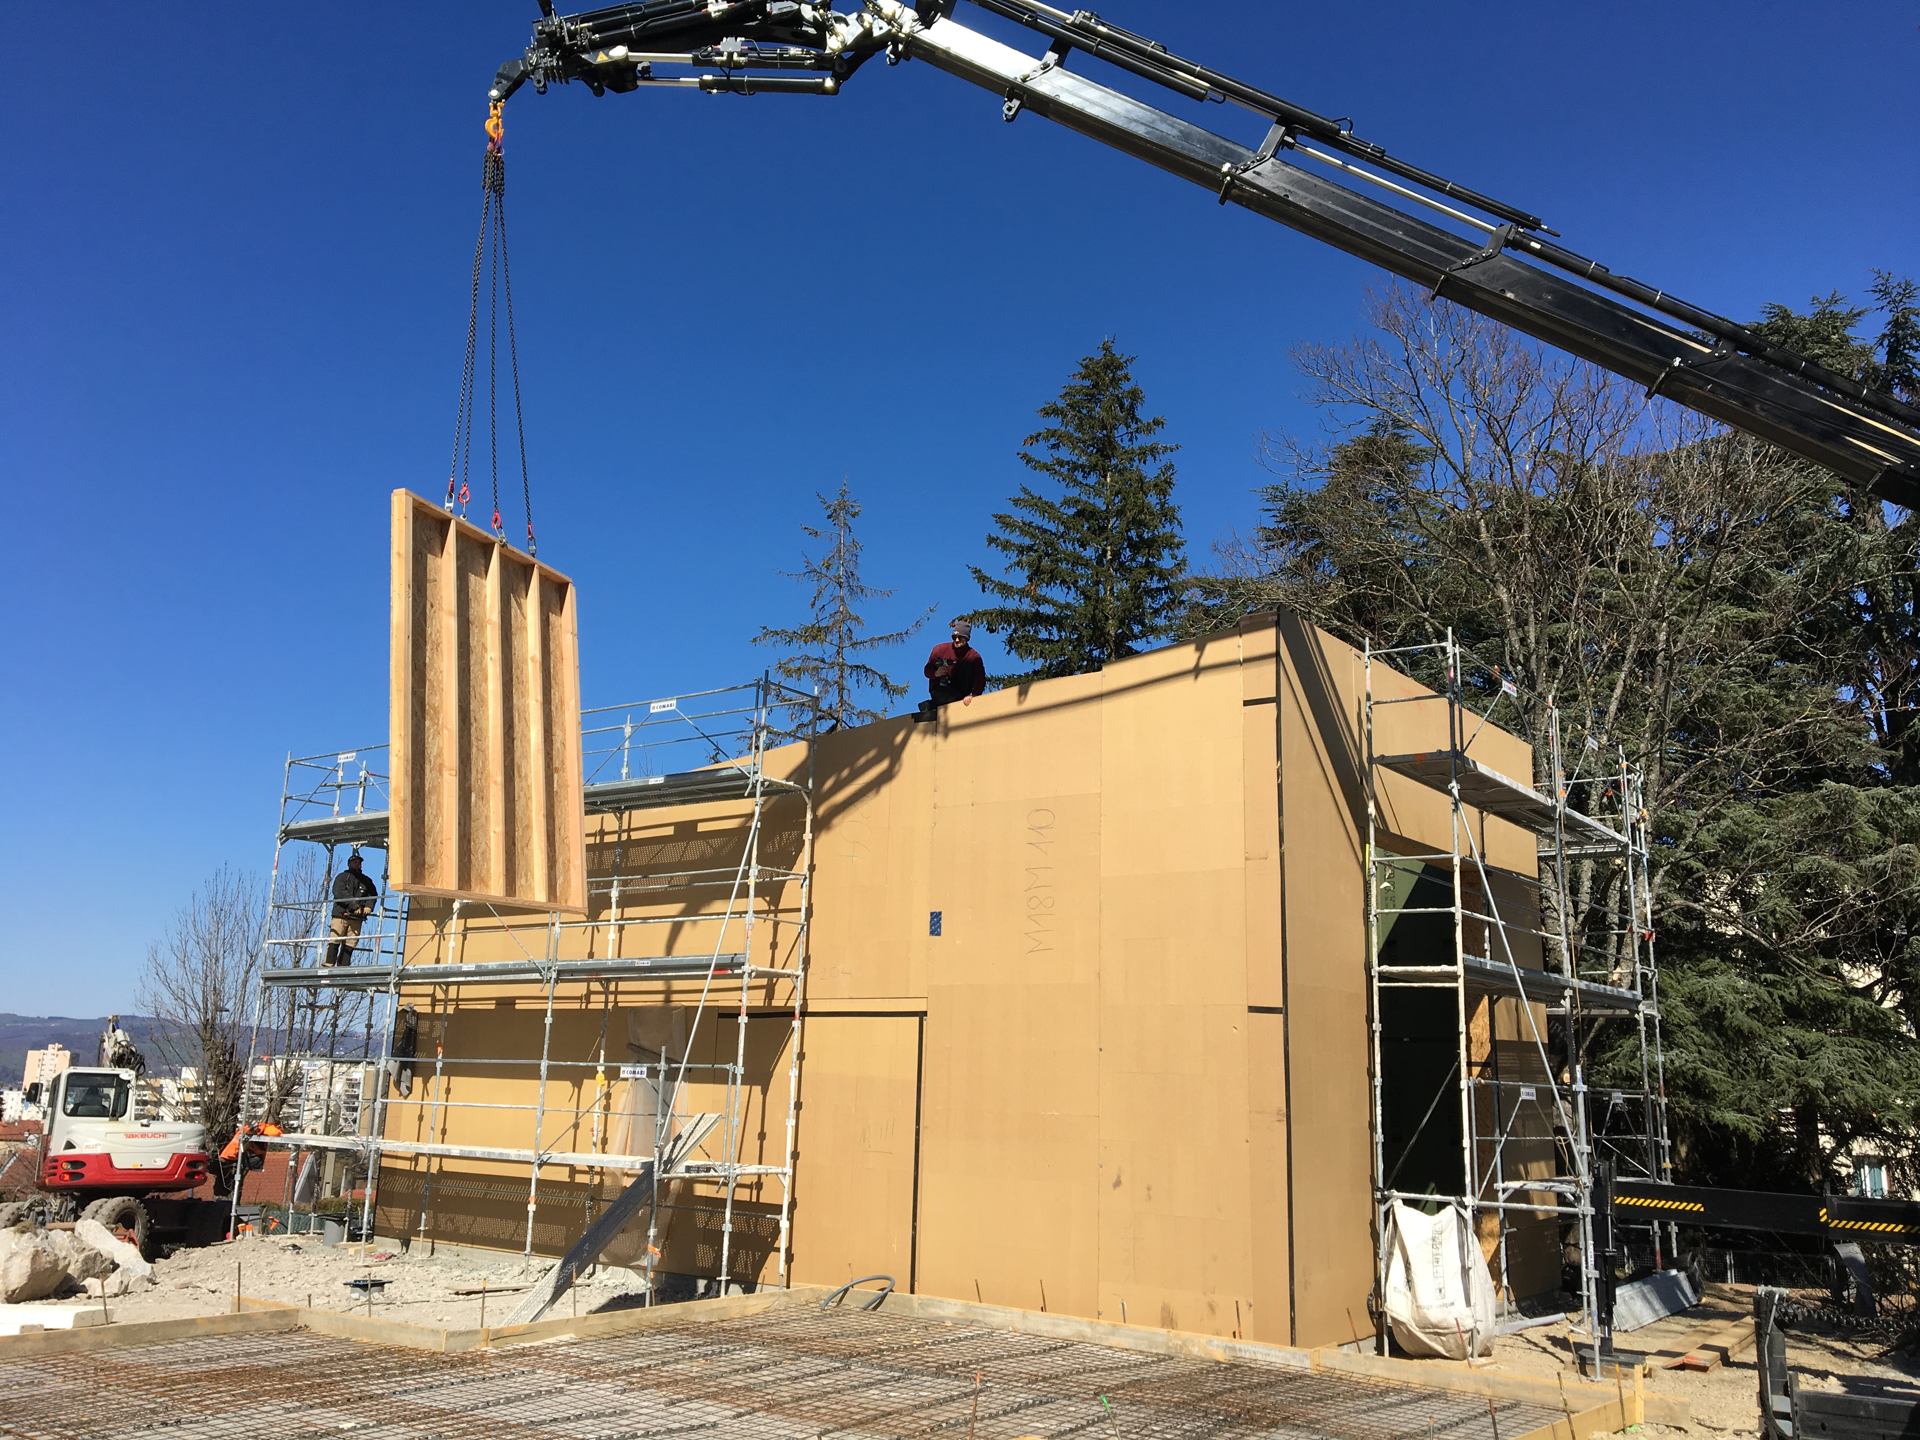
xmin=2 ymin=3 xmax=1913 ymax=1017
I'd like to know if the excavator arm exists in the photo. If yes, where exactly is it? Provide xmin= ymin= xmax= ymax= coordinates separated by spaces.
xmin=496 ymin=0 xmax=1920 ymax=507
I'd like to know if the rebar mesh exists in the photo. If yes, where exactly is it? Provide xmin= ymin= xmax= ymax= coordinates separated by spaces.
xmin=0 ymin=1308 xmax=1568 ymax=1439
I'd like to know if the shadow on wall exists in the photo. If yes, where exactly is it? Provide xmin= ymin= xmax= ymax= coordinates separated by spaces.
xmin=797 ymin=614 xmax=1279 ymax=830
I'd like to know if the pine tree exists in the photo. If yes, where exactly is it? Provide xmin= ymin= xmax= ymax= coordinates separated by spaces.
xmin=970 ymin=339 xmax=1186 ymax=684
xmin=1870 ymin=270 xmax=1920 ymax=401
xmin=754 ymin=481 xmax=931 ymax=735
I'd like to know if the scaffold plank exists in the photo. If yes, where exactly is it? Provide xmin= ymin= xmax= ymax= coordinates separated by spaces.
xmin=388 ymin=488 xmax=586 ymax=912
xmin=278 ymin=767 xmax=789 ymax=847
xmin=1375 ymin=749 xmax=1629 ymax=850
xmin=259 ymin=952 xmax=752 ymax=989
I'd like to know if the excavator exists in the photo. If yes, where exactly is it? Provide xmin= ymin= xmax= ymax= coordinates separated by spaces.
xmin=2 ymin=1020 xmax=213 ymax=1257
xmin=487 ymin=0 xmax=1920 ymax=510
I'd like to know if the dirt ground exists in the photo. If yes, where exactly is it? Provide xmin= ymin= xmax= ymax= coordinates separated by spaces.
xmin=10 ymin=1231 xmax=656 ymax=1330
xmin=1483 ymin=1282 xmax=1920 ymax=1436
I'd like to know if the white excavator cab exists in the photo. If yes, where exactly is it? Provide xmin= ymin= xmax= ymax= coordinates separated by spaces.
xmin=38 ymin=1067 xmax=209 ymax=1200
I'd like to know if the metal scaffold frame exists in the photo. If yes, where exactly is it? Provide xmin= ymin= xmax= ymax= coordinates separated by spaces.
xmin=231 ymin=675 xmax=818 ymax=1296
xmin=1363 ymin=630 xmax=1672 ymax=1358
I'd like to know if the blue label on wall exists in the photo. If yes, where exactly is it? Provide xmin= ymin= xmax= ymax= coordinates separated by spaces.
xmin=929 ymin=910 xmax=942 ymax=937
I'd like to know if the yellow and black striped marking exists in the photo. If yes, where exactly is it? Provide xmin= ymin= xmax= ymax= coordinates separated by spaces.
xmin=1616 ymin=1194 xmax=1706 ymax=1214
xmin=1822 ymin=1206 xmax=1920 ymax=1236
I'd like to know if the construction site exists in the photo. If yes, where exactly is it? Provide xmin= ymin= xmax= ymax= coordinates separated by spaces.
xmin=7 ymin=3 xmax=1920 ymax=1439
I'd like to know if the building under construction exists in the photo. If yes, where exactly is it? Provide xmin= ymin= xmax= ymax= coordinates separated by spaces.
xmin=239 ymin=608 xmax=1667 ymax=1352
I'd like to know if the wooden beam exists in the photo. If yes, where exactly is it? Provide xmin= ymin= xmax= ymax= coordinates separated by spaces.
xmin=388 ymin=491 xmax=416 ymax=876
xmin=485 ymin=545 xmax=509 ymax=899
xmin=0 ymin=1308 xmax=298 ymax=1358
xmin=523 ymin=563 xmax=551 ymax=905
xmin=438 ymin=508 xmax=461 ymax=889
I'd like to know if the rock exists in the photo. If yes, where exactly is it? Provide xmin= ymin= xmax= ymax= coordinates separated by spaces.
xmin=46 ymin=1230 xmax=113 ymax=1284
xmin=74 ymin=1219 xmax=154 ymax=1287
xmin=1 ymin=1236 xmax=70 ymax=1303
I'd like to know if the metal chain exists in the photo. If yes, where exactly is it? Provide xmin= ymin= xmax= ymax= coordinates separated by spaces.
xmin=495 ymin=177 xmax=536 ymax=558
xmin=447 ymin=111 xmax=535 ymax=550
xmin=446 ymin=183 xmax=490 ymax=514
xmin=487 ymin=167 xmax=503 ymax=540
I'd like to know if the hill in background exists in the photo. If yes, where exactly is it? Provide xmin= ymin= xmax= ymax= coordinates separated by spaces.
xmin=1 ymin=1013 xmax=192 ymax=1084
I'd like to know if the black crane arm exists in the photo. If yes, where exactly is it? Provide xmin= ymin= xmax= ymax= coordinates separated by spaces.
xmin=497 ymin=0 xmax=1920 ymax=507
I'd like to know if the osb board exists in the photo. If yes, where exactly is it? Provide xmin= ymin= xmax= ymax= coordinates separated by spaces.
xmin=1245 ymin=1011 xmax=1292 ymax=1344
xmin=1095 ymin=639 xmax=1256 ymax=1338
xmin=913 ymin=640 xmax=1267 ymax=1336
xmin=389 ymin=488 xmax=585 ymax=913
xmin=786 ymin=1015 xmax=921 ymax=1288
xmin=1273 ymin=613 xmax=1384 ymax=1349
xmin=804 ymin=715 xmax=938 ymax=1005
xmin=1240 ymin=615 xmax=1284 ymax=1011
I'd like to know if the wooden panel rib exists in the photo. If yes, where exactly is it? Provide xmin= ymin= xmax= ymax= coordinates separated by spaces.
xmin=437 ymin=515 xmax=461 ymax=892
xmin=485 ymin=544 xmax=509 ymax=900
xmin=522 ymin=558 xmax=551 ymax=907
xmin=555 ymin=578 xmax=586 ymax=912
xmin=502 ymin=557 xmax=532 ymax=899
xmin=458 ymin=531 xmax=495 ymax=894
xmin=414 ymin=508 xmax=452 ymax=892
xmin=388 ymin=492 xmax=417 ymax=890
xmin=543 ymin=575 xmax=585 ymax=912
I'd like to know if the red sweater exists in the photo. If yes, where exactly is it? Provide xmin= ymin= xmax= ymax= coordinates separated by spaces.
xmin=923 ymin=642 xmax=986 ymax=700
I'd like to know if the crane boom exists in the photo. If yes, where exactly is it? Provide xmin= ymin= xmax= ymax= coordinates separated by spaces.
xmin=496 ymin=0 xmax=1920 ymax=507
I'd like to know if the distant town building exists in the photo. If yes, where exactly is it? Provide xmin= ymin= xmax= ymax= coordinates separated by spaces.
xmin=22 ymin=1043 xmax=72 ymax=1093
xmin=244 ymin=1058 xmax=372 ymax=1134
xmin=1 ymin=1087 xmax=22 ymax=1124
xmin=133 ymin=1074 xmax=190 ymax=1123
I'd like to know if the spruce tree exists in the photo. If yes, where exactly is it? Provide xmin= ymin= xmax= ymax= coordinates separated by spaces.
xmin=970 ymin=339 xmax=1186 ymax=683
xmin=754 ymin=481 xmax=930 ymax=735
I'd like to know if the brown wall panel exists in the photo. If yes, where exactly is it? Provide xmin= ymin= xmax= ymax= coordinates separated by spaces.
xmin=1273 ymin=614 xmax=1376 ymax=1348
xmin=787 ymin=1016 xmax=922 ymax=1288
xmin=388 ymin=488 xmax=585 ymax=912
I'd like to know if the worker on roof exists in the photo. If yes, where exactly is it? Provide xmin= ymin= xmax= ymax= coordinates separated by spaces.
xmin=325 ymin=852 xmax=379 ymax=967
xmin=916 ymin=618 xmax=986 ymax=721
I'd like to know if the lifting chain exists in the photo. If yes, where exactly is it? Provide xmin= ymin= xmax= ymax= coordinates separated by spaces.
xmin=446 ymin=100 xmax=538 ymax=557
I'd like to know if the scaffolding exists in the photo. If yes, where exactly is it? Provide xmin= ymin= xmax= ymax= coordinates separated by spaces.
xmin=232 ymin=675 xmax=818 ymax=1297
xmin=1363 ymin=631 xmax=1671 ymax=1355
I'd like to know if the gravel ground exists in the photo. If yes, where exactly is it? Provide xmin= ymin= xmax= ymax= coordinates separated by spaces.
xmin=10 ymin=1232 xmax=652 ymax=1329
xmin=1482 ymin=1283 xmax=1919 ymax=1436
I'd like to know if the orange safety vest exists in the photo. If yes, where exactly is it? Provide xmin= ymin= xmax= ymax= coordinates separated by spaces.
xmin=218 ymin=1121 xmax=283 ymax=1162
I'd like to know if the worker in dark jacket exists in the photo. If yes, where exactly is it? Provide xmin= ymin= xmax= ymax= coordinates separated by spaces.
xmin=325 ymin=852 xmax=379 ymax=967
xmin=917 ymin=618 xmax=987 ymax=720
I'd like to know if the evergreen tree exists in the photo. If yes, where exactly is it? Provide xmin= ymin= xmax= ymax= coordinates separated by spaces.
xmin=754 ymin=481 xmax=931 ymax=735
xmin=1869 ymin=270 xmax=1920 ymax=402
xmin=970 ymin=339 xmax=1186 ymax=683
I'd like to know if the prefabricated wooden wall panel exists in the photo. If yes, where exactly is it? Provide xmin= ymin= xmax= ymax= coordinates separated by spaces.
xmin=389 ymin=489 xmax=585 ymax=912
